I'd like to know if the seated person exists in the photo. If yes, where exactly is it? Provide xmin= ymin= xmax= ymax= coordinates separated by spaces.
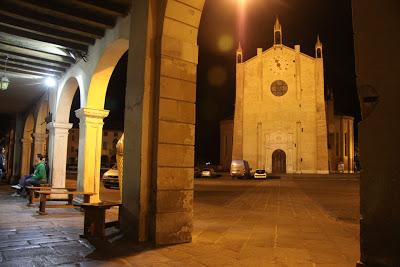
xmin=11 ymin=154 xmax=47 ymax=195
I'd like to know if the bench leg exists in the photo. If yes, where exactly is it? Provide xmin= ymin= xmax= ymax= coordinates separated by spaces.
xmin=82 ymin=208 xmax=107 ymax=239
xmin=83 ymin=194 xmax=91 ymax=203
xmin=27 ymin=189 xmax=33 ymax=206
xmin=38 ymin=194 xmax=47 ymax=215
xmin=68 ymin=194 xmax=73 ymax=205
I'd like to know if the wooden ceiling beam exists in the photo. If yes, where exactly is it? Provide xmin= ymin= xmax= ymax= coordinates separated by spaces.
xmin=0 ymin=57 xmax=66 ymax=73
xmin=0 ymin=51 xmax=69 ymax=70
xmin=8 ymin=0 xmax=115 ymax=29
xmin=0 ymin=6 xmax=104 ymax=39
xmin=5 ymin=66 xmax=59 ymax=78
xmin=0 ymin=59 xmax=64 ymax=75
xmin=0 ymin=45 xmax=73 ymax=67
xmin=0 ymin=15 xmax=95 ymax=46
xmin=0 ymin=25 xmax=88 ymax=53
xmin=70 ymin=0 xmax=129 ymax=17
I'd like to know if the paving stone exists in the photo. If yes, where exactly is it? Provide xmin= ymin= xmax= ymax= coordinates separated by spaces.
xmin=44 ymin=253 xmax=84 ymax=265
xmin=0 ymin=256 xmax=48 ymax=267
xmin=0 ymin=241 xmax=28 ymax=249
xmin=28 ymin=237 xmax=68 ymax=245
xmin=2 ymin=247 xmax=55 ymax=260
xmin=0 ymin=176 xmax=360 ymax=266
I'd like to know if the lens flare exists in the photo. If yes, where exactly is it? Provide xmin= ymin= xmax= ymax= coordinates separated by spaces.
xmin=207 ymin=66 xmax=227 ymax=87
xmin=217 ymin=34 xmax=234 ymax=52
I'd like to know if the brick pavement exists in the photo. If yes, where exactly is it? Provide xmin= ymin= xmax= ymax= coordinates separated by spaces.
xmin=0 ymin=176 xmax=359 ymax=266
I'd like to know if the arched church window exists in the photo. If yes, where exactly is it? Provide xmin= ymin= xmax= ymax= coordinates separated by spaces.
xmin=270 ymin=80 xmax=288 ymax=96
xmin=275 ymin=32 xmax=281 ymax=44
xmin=317 ymin=48 xmax=322 ymax=58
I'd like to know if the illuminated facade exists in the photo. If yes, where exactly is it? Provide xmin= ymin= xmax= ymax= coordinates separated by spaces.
xmin=232 ymin=18 xmax=353 ymax=174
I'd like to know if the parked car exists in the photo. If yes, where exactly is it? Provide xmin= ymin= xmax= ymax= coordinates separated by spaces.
xmin=194 ymin=167 xmax=202 ymax=178
xmin=230 ymin=160 xmax=251 ymax=178
xmin=253 ymin=169 xmax=267 ymax=179
xmin=201 ymin=168 xmax=217 ymax=178
xmin=101 ymin=165 xmax=119 ymax=189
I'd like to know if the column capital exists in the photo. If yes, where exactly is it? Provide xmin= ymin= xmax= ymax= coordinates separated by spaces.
xmin=32 ymin=132 xmax=47 ymax=142
xmin=75 ymin=108 xmax=110 ymax=121
xmin=21 ymin=138 xmax=33 ymax=144
xmin=47 ymin=122 xmax=73 ymax=131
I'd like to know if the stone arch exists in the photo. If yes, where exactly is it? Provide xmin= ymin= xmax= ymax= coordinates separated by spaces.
xmin=147 ymin=0 xmax=205 ymax=244
xmin=55 ymin=77 xmax=80 ymax=123
xmin=74 ymin=38 xmax=128 ymax=204
xmin=86 ymin=38 xmax=129 ymax=110
xmin=20 ymin=113 xmax=35 ymax=176
xmin=33 ymin=99 xmax=49 ymax=157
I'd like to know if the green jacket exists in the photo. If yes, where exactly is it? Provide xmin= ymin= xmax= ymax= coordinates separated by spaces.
xmin=32 ymin=162 xmax=47 ymax=180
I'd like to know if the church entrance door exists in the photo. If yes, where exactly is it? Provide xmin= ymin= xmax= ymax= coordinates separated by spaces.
xmin=272 ymin=149 xmax=286 ymax=174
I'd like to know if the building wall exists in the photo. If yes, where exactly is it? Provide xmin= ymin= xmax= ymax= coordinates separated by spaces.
xmin=328 ymin=115 xmax=355 ymax=173
xmin=67 ymin=128 xmax=122 ymax=167
xmin=235 ymin=44 xmax=328 ymax=173
xmin=219 ymin=119 xmax=233 ymax=170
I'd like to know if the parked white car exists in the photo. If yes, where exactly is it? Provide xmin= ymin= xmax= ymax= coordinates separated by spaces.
xmin=101 ymin=165 xmax=119 ymax=189
xmin=253 ymin=169 xmax=267 ymax=179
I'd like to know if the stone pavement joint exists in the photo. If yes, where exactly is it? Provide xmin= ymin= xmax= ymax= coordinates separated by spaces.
xmin=0 ymin=175 xmax=359 ymax=266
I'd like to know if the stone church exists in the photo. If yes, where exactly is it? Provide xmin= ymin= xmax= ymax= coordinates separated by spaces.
xmin=220 ymin=18 xmax=354 ymax=174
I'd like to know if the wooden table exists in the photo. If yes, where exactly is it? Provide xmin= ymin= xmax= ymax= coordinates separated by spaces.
xmin=26 ymin=186 xmax=75 ymax=205
xmin=36 ymin=190 xmax=94 ymax=215
xmin=77 ymin=201 xmax=122 ymax=240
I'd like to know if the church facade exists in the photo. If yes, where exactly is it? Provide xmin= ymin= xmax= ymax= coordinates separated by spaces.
xmin=229 ymin=18 xmax=354 ymax=174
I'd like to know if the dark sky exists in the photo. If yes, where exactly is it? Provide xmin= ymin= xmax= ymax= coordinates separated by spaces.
xmin=196 ymin=0 xmax=360 ymax=164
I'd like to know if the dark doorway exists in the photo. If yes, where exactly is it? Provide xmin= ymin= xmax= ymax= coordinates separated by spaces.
xmin=272 ymin=149 xmax=286 ymax=174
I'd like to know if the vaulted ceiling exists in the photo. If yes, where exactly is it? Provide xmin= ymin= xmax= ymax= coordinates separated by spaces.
xmin=0 ymin=0 xmax=131 ymax=114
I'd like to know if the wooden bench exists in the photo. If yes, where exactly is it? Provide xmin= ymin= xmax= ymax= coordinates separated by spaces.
xmin=76 ymin=201 xmax=122 ymax=240
xmin=36 ymin=190 xmax=94 ymax=215
xmin=26 ymin=185 xmax=75 ymax=205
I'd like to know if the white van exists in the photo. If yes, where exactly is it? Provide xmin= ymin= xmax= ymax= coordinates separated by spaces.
xmin=230 ymin=160 xmax=251 ymax=178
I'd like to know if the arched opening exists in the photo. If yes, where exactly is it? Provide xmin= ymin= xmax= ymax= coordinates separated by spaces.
xmin=317 ymin=48 xmax=322 ymax=58
xmin=50 ymin=77 xmax=81 ymax=189
xmin=20 ymin=113 xmax=34 ymax=176
xmin=272 ymin=149 xmax=286 ymax=174
xmin=66 ymin=88 xmax=80 ymax=185
xmin=34 ymin=100 xmax=49 ymax=159
xmin=79 ymin=38 xmax=128 ymax=203
xmin=158 ymin=0 xmax=360 ymax=250
xmin=100 ymin=51 xmax=127 ymax=202
xmin=274 ymin=31 xmax=281 ymax=45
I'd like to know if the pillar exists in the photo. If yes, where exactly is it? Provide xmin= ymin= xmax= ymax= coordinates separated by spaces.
xmin=20 ymin=137 xmax=33 ymax=176
xmin=120 ymin=0 xmax=155 ymax=242
xmin=353 ymin=0 xmax=400 ymax=265
xmin=47 ymin=122 xmax=72 ymax=188
xmin=75 ymin=108 xmax=109 ymax=203
xmin=33 ymin=133 xmax=47 ymax=157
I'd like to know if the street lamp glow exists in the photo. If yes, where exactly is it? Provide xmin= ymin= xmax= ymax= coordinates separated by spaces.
xmin=44 ymin=77 xmax=56 ymax=87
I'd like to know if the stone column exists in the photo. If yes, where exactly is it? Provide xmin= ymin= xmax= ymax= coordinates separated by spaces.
xmin=47 ymin=122 xmax=72 ymax=188
xmin=20 ymin=137 xmax=33 ymax=176
xmin=33 ymin=133 xmax=47 ymax=157
xmin=75 ymin=108 xmax=109 ymax=203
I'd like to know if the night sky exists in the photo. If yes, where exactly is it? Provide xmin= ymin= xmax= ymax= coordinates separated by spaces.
xmin=70 ymin=0 xmax=360 ymax=166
